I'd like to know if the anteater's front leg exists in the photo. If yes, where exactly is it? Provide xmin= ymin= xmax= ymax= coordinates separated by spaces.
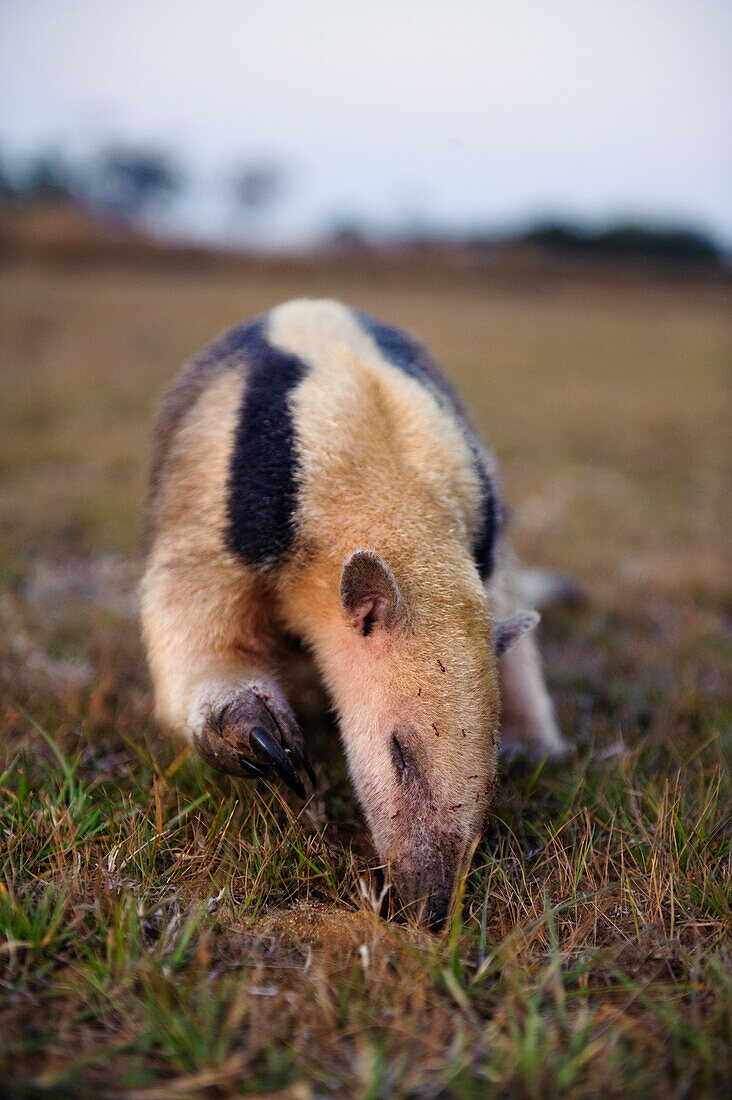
xmin=140 ymin=558 xmax=314 ymax=797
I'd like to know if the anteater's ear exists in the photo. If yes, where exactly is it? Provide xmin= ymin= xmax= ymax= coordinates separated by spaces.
xmin=493 ymin=610 xmax=540 ymax=658
xmin=340 ymin=550 xmax=407 ymax=636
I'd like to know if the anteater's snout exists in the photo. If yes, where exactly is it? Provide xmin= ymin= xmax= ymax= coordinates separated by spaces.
xmin=391 ymin=844 xmax=460 ymax=930
xmin=393 ymin=866 xmax=454 ymax=929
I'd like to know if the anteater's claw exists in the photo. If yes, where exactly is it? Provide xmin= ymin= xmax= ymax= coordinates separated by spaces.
xmin=292 ymin=741 xmax=317 ymax=787
xmin=236 ymin=755 xmax=269 ymax=780
xmin=250 ymin=725 xmax=307 ymax=799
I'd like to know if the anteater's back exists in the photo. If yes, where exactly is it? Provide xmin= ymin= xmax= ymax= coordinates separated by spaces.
xmin=145 ymin=298 xmax=502 ymax=584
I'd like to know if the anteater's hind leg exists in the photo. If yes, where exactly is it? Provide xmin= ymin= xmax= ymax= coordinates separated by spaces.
xmin=140 ymin=557 xmax=314 ymax=797
xmin=498 ymin=632 xmax=569 ymax=760
xmin=489 ymin=546 xmax=570 ymax=761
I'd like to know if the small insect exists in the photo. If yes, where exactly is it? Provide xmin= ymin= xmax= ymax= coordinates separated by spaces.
xmin=437 ymin=659 xmax=446 ymax=673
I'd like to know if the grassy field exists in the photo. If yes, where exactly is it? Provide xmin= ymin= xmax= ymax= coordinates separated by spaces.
xmin=0 ymin=254 xmax=730 ymax=1098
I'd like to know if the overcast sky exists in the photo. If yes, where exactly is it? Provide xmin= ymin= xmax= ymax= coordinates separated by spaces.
xmin=1 ymin=0 xmax=730 ymax=244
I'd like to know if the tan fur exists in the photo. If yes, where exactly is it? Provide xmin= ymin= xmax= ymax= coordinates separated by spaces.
xmin=141 ymin=299 xmax=563 ymax=921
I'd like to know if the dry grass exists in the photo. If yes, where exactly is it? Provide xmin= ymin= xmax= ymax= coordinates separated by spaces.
xmin=0 ymin=255 xmax=730 ymax=1098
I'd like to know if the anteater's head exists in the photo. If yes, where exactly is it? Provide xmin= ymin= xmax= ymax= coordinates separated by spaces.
xmin=315 ymin=548 xmax=538 ymax=928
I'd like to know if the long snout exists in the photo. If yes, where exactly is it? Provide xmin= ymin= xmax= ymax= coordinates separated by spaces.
xmin=390 ymin=839 xmax=461 ymax=929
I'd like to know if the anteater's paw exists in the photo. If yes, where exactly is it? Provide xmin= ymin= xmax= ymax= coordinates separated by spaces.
xmin=500 ymin=723 xmax=573 ymax=763
xmin=195 ymin=687 xmax=315 ymax=798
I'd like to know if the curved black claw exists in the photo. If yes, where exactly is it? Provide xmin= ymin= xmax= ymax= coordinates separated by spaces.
xmin=250 ymin=726 xmax=307 ymax=799
xmin=237 ymin=756 xmax=268 ymax=780
xmin=292 ymin=742 xmax=317 ymax=787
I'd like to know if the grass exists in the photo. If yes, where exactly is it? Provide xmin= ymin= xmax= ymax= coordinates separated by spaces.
xmin=0 ymin=254 xmax=730 ymax=1097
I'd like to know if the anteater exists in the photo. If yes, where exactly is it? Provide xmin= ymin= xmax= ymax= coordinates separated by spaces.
xmin=141 ymin=299 xmax=568 ymax=926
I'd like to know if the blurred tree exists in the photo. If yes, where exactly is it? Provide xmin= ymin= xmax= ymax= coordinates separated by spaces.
xmin=524 ymin=221 xmax=720 ymax=263
xmin=231 ymin=161 xmax=286 ymax=220
xmin=327 ymin=217 xmax=371 ymax=251
xmin=93 ymin=146 xmax=181 ymax=217
xmin=19 ymin=153 xmax=76 ymax=203
xmin=0 ymin=152 xmax=17 ymax=204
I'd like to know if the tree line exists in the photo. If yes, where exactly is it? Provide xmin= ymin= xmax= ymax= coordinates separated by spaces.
xmin=0 ymin=143 xmax=723 ymax=264
xmin=0 ymin=144 xmax=285 ymax=223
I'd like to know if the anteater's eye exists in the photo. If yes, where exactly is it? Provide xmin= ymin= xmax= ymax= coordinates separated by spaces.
xmin=391 ymin=733 xmax=408 ymax=777
xmin=390 ymin=732 xmax=425 ymax=787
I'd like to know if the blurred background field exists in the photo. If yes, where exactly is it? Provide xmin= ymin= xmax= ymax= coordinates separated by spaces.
xmin=1 ymin=1 xmax=730 ymax=1096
